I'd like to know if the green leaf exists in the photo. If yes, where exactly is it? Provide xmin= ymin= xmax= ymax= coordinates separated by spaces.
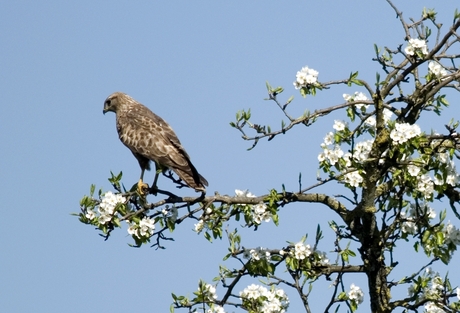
xmin=274 ymin=86 xmax=284 ymax=94
xmin=204 ymin=231 xmax=212 ymax=242
xmin=440 ymin=95 xmax=449 ymax=106
xmin=374 ymin=44 xmax=380 ymax=56
xmin=300 ymin=87 xmax=307 ymax=98
xmin=337 ymin=291 xmax=347 ymax=300
xmin=436 ymin=231 xmax=444 ymax=245
xmin=266 ymin=81 xmax=272 ymax=92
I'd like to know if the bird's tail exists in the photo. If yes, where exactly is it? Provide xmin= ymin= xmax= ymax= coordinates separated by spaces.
xmin=173 ymin=166 xmax=208 ymax=192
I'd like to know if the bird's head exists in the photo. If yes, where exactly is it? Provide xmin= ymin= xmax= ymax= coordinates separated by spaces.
xmin=103 ymin=92 xmax=127 ymax=114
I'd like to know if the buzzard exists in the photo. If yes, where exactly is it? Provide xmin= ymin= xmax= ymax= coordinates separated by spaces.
xmin=103 ymin=92 xmax=208 ymax=193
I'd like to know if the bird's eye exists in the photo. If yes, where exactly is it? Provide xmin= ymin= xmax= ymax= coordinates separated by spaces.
xmin=105 ymin=99 xmax=111 ymax=106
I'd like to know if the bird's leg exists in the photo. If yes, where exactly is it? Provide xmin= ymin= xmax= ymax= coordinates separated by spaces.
xmin=149 ymin=162 xmax=161 ymax=195
xmin=137 ymin=168 xmax=149 ymax=195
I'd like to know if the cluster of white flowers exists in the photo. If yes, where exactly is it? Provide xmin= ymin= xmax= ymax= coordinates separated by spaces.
xmin=343 ymin=171 xmax=364 ymax=188
xmin=86 ymin=191 xmax=126 ymax=224
xmin=390 ymin=122 xmax=421 ymax=144
xmin=243 ymin=247 xmax=271 ymax=261
xmin=293 ymin=66 xmax=319 ymax=89
xmin=348 ymin=284 xmax=364 ymax=304
xmin=235 ymin=189 xmax=256 ymax=198
xmin=343 ymin=92 xmax=369 ymax=109
xmin=364 ymin=108 xmax=393 ymax=128
xmin=292 ymin=241 xmax=312 ymax=260
xmin=234 ymin=189 xmax=272 ymax=224
xmin=404 ymin=38 xmax=428 ymax=56
xmin=401 ymin=202 xmax=436 ymax=234
xmin=318 ymin=145 xmax=344 ymax=166
xmin=352 ymin=140 xmax=373 ymax=162
xmin=240 ymin=284 xmax=289 ymax=313
xmin=417 ymin=174 xmax=434 ymax=199
xmin=280 ymin=243 xmax=329 ymax=264
xmin=424 ymin=302 xmax=445 ymax=313
xmin=444 ymin=222 xmax=460 ymax=245
xmin=433 ymin=152 xmax=460 ymax=187
xmin=407 ymin=164 xmax=421 ymax=177
xmin=194 ymin=219 xmax=205 ymax=233
xmin=127 ymin=216 xmax=155 ymax=238
xmin=207 ymin=305 xmax=225 ymax=313
xmin=407 ymin=268 xmax=458 ymax=313
xmin=428 ymin=61 xmax=447 ymax=78
xmin=333 ymin=120 xmax=347 ymax=131
xmin=201 ymin=283 xmax=218 ymax=301
xmin=253 ymin=203 xmax=272 ymax=224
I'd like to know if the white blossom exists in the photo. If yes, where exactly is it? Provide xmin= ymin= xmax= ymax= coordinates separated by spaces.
xmin=253 ymin=203 xmax=272 ymax=224
xmin=364 ymin=116 xmax=376 ymax=127
xmin=348 ymin=284 xmax=364 ymax=304
xmin=417 ymin=174 xmax=434 ymax=199
xmin=323 ymin=132 xmax=334 ymax=145
xmin=138 ymin=216 xmax=155 ymax=237
xmin=437 ymin=152 xmax=449 ymax=164
xmin=383 ymin=109 xmax=394 ymax=123
xmin=409 ymin=202 xmax=436 ymax=220
xmin=405 ymin=38 xmax=428 ymax=56
xmin=343 ymin=171 xmax=364 ymax=187
xmin=407 ymin=164 xmax=421 ymax=177
xmin=352 ymin=140 xmax=373 ymax=162
xmin=98 ymin=213 xmax=112 ymax=225
xmin=235 ymin=189 xmax=256 ymax=198
xmin=97 ymin=191 xmax=126 ymax=225
xmin=204 ymin=284 xmax=218 ymax=300
xmin=127 ymin=216 xmax=156 ymax=238
xmin=246 ymin=247 xmax=271 ymax=261
xmin=343 ymin=91 xmax=369 ymax=109
xmin=194 ymin=219 xmax=205 ymax=233
xmin=428 ymin=61 xmax=447 ymax=77
xmin=293 ymin=66 xmax=319 ymax=89
xmin=365 ymin=109 xmax=393 ymax=128
xmin=401 ymin=216 xmax=418 ymax=235
xmin=424 ymin=301 xmax=444 ymax=313
xmin=240 ymin=284 xmax=289 ymax=313
xmin=127 ymin=221 xmax=138 ymax=236
xmin=85 ymin=209 xmax=96 ymax=220
xmin=343 ymin=153 xmax=352 ymax=167
xmin=333 ymin=120 xmax=346 ymax=131
xmin=401 ymin=202 xmax=436 ymax=234
xmin=293 ymin=242 xmax=312 ymax=260
xmin=444 ymin=222 xmax=460 ymax=245
xmin=390 ymin=122 xmax=421 ymax=144
xmin=240 ymin=284 xmax=262 ymax=299
xmin=207 ymin=305 xmax=226 ymax=313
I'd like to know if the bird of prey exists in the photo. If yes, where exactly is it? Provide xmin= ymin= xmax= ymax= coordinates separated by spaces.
xmin=103 ymin=92 xmax=208 ymax=193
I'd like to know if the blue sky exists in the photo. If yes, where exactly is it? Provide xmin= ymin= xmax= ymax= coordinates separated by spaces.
xmin=1 ymin=1 xmax=459 ymax=312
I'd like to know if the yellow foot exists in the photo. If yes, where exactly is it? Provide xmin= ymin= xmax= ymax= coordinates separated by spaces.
xmin=137 ymin=179 xmax=149 ymax=195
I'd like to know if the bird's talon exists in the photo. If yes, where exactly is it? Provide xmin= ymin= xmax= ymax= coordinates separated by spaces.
xmin=137 ymin=179 xmax=149 ymax=195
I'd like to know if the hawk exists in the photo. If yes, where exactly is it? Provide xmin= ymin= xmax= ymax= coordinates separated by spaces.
xmin=103 ymin=92 xmax=208 ymax=193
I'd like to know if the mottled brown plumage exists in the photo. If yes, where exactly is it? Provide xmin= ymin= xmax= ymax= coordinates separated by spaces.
xmin=103 ymin=92 xmax=208 ymax=192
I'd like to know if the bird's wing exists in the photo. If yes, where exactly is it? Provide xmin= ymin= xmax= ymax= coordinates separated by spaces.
xmin=118 ymin=103 xmax=192 ymax=171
